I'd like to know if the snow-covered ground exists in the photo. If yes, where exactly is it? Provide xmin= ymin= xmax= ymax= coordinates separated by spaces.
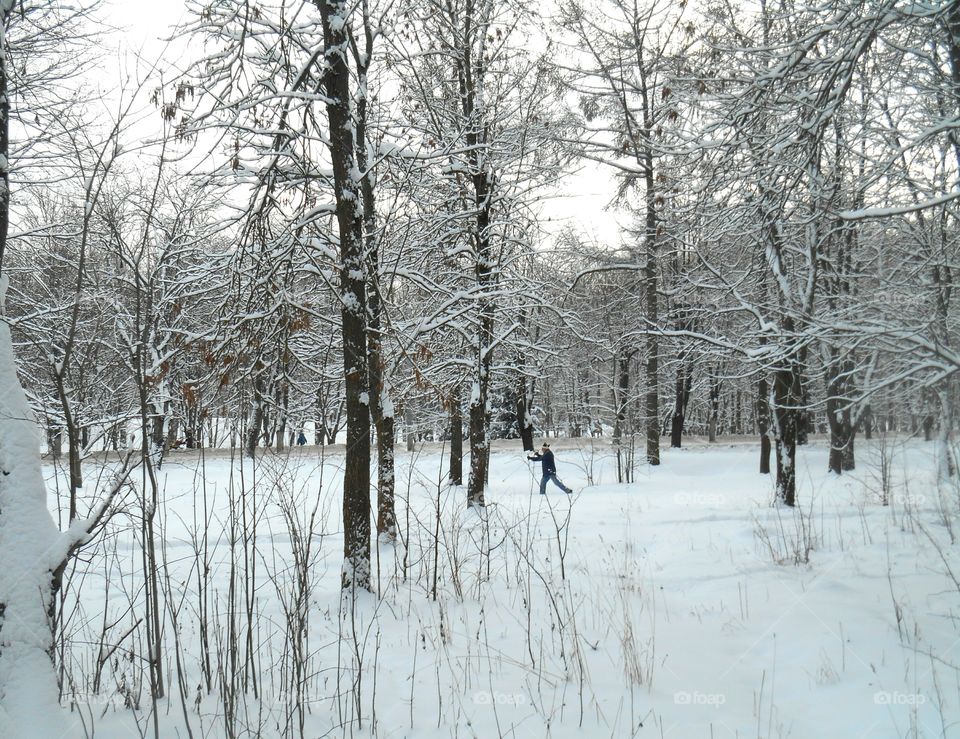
xmin=34 ymin=436 xmax=960 ymax=738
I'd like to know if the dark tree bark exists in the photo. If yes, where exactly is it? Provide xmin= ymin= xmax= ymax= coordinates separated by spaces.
xmin=165 ymin=415 xmax=180 ymax=453
xmin=449 ymin=389 xmax=463 ymax=485
xmin=862 ymin=404 xmax=873 ymax=440
xmin=826 ymin=354 xmax=856 ymax=474
xmin=670 ymin=360 xmax=692 ymax=448
xmin=459 ymin=8 xmax=495 ymax=509
xmin=353 ymin=13 xmax=395 ymax=541
xmin=517 ymin=370 xmax=535 ymax=452
xmin=47 ymin=424 xmax=63 ymax=458
xmin=317 ymin=0 xmax=371 ymax=590
xmin=467 ymin=299 xmax=493 ymax=508
xmin=773 ymin=355 xmax=802 ymax=507
xmin=643 ymin=171 xmax=660 ymax=466
xmin=668 ymin=303 xmax=694 ymax=448
xmin=53 ymin=368 xmax=83 ymax=516
xmin=795 ymin=350 xmax=811 ymax=448
xmin=612 ymin=348 xmax=632 ymax=483
xmin=245 ymin=378 xmax=264 ymax=458
xmin=758 ymin=373 xmax=771 ymax=474
xmin=923 ymin=387 xmax=935 ymax=441
xmin=733 ymin=389 xmax=743 ymax=435
xmin=275 ymin=385 xmax=288 ymax=451
xmin=315 ymin=384 xmax=326 ymax=445
xmin=708 ymin=369 xmax=721 ymax=443
xmin=404 ymin=404 xmax=415 ymax=452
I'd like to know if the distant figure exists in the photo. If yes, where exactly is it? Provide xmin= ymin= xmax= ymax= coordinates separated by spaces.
xmin=528 ymin=442 xmax=573 ymax=495
xmin=296 ymin=430 xmax=307 ymax=446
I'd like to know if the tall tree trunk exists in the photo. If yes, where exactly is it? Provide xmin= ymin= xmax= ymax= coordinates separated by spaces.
xmin=517 ymin=370 xmax=535 ymax=452
xmin=48 ymin=424 xmax=62 ymax=459
xmin=613 ymin=348 xmax=631 ymax=483
xmin=404 ymin=404 xmax=415 ymax=452
xmin=318 ymin=0 xmax=371 ymax=591
xmin=375 ymin=407 xmax=396 ymax=538
xmin=773 ymin=356 xmax=802 ymax=507
xmin=643 ymin=189 xmax=660 ymax=466
xmin=449 ymin=389 xmax=463 ymax=485
xmin=364 ymin=233 xmax=398 ymax=542
xmin=467 ymin=293 xmax=493 ymax=508
xmin=275 ymin=385 xmax=287 ymax=451
xmin=461 ymin=12 xmax=495 ymax=509
xmin=733 ymin=388 xmax=743 ymax=436
xmin=467 ymin=371 xmax=489 ymax=507
xmin=314 ymin=385 xmax=326 ymax=445
xmin=0 ymin=286 xmax=75 ymax=734
xmin=937 ymin=387 xmax=956 ymax=480
xmin=353 ymin=14 xmax=396 ymax=541
xmin=797 ymin=379 xmax=811 ymax=447
xmin=245 ymin=378 xmax=264 ymax=458
xmin=758 ymin=373 xmax=771 ymax=474
xmin=53 ymin=371 xmax=83 ymax=517
xmin=165 ymin=415 xmax=180 ymax=453
xmin=945 ymin=0 xmax=960 ymax=174
xmin=670 ymin=360 xmax=692 ymax=448
xmin=708 ymin=370 xmax=721 ymax=443
xmin=826 ymin=354 xmax=856 ymax=474
xmin=0 ymin=16 xmax=77 ymax=728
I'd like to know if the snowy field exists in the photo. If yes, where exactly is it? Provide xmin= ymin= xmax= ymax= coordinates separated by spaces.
xmin=39 ymin=436 xmax=960 ymax=738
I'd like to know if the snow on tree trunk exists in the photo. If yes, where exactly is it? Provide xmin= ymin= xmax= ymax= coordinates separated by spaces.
xmin=517 ymin=370 xmax=535 ymax=453
xmin=612 ymin=348 xmax=631 ymax=484
xmin=317 ymin=0 xmax=372 ymax=592
xmin=708 ymin=370 xmax=721 ymax=443
xmin=826 ymin=355 xmax=856 ymax=475
xmin=643 ymin=154 xmax=661 ymax=467
xmin=936 ymin=388 xmax=956 ymax=482
xmin=772 ymin=359 xmax=801 ymax=507
xmin=0 ymin=276 xmax=72 ymax=736
xmin=467 ymin=373 xmax=489 ymax=508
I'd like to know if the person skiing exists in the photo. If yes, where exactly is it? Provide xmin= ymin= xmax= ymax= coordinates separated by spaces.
xmin=527 ymin=442 xmax=574 ymax=495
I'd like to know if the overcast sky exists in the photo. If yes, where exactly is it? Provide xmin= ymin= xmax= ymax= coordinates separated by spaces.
xmin=107 ymin=0 xmax=188 ymax=53
xmin=101 ymin=0 xmax=624 ymax=247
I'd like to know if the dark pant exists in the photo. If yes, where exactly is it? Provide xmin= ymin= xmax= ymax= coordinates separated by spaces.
xmin=540 ymin=473 xmax=571 ymax=495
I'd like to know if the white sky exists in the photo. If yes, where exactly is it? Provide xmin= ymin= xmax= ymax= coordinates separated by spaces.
xmin=99 ymin=0 xmax=625 ymax=247
xmin=95 ymin=0 xmax=192 ymax=105
xmin=104 ymin=0 xmax=189 ymax=54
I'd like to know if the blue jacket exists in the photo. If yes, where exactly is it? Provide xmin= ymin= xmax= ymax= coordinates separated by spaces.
xmin=529 ymin=449 xmax=556 ymax=475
